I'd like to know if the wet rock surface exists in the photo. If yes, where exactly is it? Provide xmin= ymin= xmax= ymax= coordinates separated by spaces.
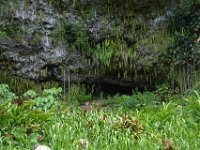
xmin=0 ymin=0 xmax=170 ymax=88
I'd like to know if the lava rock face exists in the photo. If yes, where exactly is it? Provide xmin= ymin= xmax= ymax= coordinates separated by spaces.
xmin=0 ymin=0 xmax=87 ymax=81
xmin=0 ymin=0 xmax=171 ymax=88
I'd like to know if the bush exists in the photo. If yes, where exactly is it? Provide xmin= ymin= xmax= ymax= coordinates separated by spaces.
xmin=0 ymin=98 xmax=52 ymax=147
xmin=0 ymin=84 xmax=63 ymax=148
xmin=0 ymin=84 xmax=16 ymax=100
xmin=67 ymin=84 xmax=92 ymax=104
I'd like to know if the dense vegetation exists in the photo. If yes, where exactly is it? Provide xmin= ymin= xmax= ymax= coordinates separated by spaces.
xmin=0 ymin=0 xmax=199 ymax=149
xmin=0 ymin=0 xmax=199 ymax=92
xmin=0 ymin=84 xmax=200 ymax=149
xmin=48 ymin=0 xmax=200 ymax=92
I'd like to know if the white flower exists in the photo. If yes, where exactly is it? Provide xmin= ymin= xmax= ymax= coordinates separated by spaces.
xmin=77 ymin=138 xmax=89 ymax=149
xmin=34 ymin=145 xmax=51 ymax=150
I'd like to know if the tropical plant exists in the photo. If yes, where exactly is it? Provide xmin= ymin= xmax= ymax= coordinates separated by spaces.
xmin=0 ymin=84 xmax=16 ymax=100
xmin=32 ymin=88 xmax=62 ymax=111
xmin=161 ymin=0 xmax=200 ymax=92
xmin=67 ymin=84 xmax=92 ymax=104
xmin=0 ymin=99 xmax=52 ymax=148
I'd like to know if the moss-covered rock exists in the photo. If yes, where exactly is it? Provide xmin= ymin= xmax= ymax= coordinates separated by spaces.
xmin=0 ymin=0 xmax=199 ymax=91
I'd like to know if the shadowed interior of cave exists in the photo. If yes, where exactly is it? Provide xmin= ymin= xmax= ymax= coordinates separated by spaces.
xmin=85 ymin=82 xmax=156 ymax=98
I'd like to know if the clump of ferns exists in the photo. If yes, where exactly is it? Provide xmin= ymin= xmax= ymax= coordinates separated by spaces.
xmin=113 ymin=113 xmax=145 ymax=139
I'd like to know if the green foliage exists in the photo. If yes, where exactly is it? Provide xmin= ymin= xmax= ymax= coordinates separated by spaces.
xmin=0 ymin=99 xmax=52 ymax=148
xmin=32 ymin=88 xmax=62 ymax=111
xmin=0 ymin=21 xmax=22 ymax=38
xmin=0 ymin=31 xmax=7 ymax=36
xmin=0 ymin=84 xmax=62 ymax=111
xmin=0 ymin=0 xmax=22 ymax=38
xmin=160 ymin=0 xmax=200 ymax=92
xmin=31 ymin=30 xmax=42 ymax=45
xmin=1 ymin=84 xmax=200 ymax=149
xmin=95 ymin=38 xmax=136 ymax=78
xmin=0 ymin=85 xmax=64 ymax=148
xmin=113 ymin=113 xmax=144 ymax=139
xmin=183 ymin=90 xmax=200 ymax=123
xmin=46 ymin=90 xmax=200 ymax=150
xmin=101 ymin=91 xmax=157 ymax=108
xmin=47 ymin=0 xmax=177 ymax=88
xmin=52 ymin=18 xmax=91 ymax=52
xmin=67 ymin=84 xmax=92 ymax=104
xmin=0 ymin=84 xmax=16 ymax=100
xmin=43 ymin=87 xmax=62 ymax=96
xmin=47 ymin=0 xmax=172 ymax=16
xmin=96 ymin=39 xmax=115 ymax=68
xmin=0 ymin=70 xmax=59 ymax=95
xmin=155 ymin=84 xmax=173 ymax=102
xmin=23 ymin=90 xmax=37 ymax=98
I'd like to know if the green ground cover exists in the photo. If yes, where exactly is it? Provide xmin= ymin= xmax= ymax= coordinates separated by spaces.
xmin=0 ymin=84 xmax=200 ymax=149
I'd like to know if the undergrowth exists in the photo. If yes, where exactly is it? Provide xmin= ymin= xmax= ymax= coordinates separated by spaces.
xmin=0 ymin=84 xmax=200 ymax=149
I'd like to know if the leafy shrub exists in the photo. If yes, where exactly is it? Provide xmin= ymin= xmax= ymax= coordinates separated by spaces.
xmin=0 ymin=84 xmax=16 ymax=100
xmin=0 ymin=85 xmax=63 ymax=148
xmin=23 ymin=90 xmax=37 ymax=99
xmin=182 ymin=90 xmax=200 ymax=124
xmin=102 ymin=91 xmax=157 ymax=108
xmin=155 ymin=85 xmax=173 ymax=102
xmin=0 ymin=84 xmax=62 ymax=111
xmin=31 ymin=88 xmax=62 ymax=111
xmin=0 ymin=100 xmax=52 ymax=147
xmin=162 ymin=0 xmax=200 ymax=92
xmin=113 ymin=113 xmax=144 ymax=139
xmin=67 ymin=84 xmax=92 ymax=104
